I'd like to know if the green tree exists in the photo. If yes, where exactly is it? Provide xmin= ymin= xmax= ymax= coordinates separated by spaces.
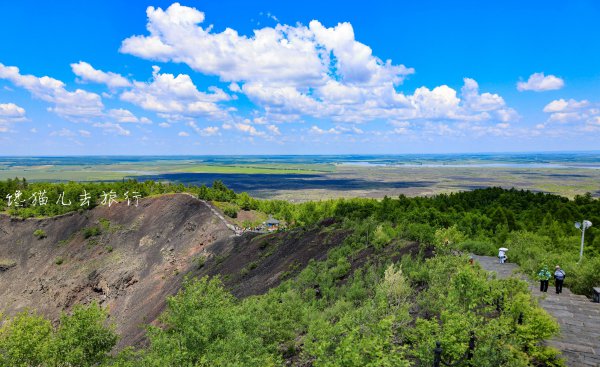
xmin=53 ymin=303 xmax=118 ymax=367
xmin=0 ymin=311 xmax=53 ymax=367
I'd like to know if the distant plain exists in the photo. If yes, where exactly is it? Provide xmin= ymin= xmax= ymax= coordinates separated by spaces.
xmin=1 ymin=153 xmax=599 ymax=201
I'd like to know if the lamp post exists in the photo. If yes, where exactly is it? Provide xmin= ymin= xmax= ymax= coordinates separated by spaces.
xmin=575 ymin=220 xmax=592 ymax=262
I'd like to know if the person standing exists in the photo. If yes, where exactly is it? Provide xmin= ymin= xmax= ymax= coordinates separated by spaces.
xmin=498 ymin=248 xmax=508 ymax=264
xmin=537 ymin=265 xmax=551 ymax=292
xmin=554 ymin=265 xmax=566 ymax=294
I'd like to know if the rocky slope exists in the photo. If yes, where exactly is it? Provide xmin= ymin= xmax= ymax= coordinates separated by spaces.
xmin=0 ymin=194 xmax=351 ymax=349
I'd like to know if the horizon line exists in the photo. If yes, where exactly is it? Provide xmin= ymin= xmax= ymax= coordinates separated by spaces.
xmin=0 ymin=150 xmax=600 ymax=158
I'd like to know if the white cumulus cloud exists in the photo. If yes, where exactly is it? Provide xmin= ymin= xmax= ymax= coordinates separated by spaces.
xmin=117 ymin=3 xmax=518 ymax=135
xmin=108 ymin=108 xmax=140 ymax=123
xmin=71 ymin=61 xmax=131 ymax=88
xmin=542 ymin=98 xmax=600 ymax=131
xmin=517 ymin=72 xmax=564 ymax=92
xmin=187 ymin=121 xmax=220 ymax=136
xmin=92 ymin=122 xmax=131 ymax=136
xmin=0 ymin=103 xmax=26 ymax=126
xmin=266 ymin=124 xmax=281 ymax=135
xmin=120 ymin=66 xmax=230 ymax=120
xmin=78 ymin=129 xmax=91 ymax=137
xmin=543 ymin=98 xmax=589 ymax=113
xmin=0 ymin=63 xmax=104 ymax=121
xmin=120 ymin=3 xmax=412 ymax=87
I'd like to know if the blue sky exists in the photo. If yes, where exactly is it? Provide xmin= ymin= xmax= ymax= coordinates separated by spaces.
xmin=0 ymin=0 xmax=599 ymax=155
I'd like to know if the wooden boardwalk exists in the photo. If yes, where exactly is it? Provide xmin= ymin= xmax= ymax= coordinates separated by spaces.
xmin=472 ymin=255 xmax=600 ymax=367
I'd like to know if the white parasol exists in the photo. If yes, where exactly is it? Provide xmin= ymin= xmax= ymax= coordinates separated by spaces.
xmin=499 ymin=247 xmax=508 ymax=252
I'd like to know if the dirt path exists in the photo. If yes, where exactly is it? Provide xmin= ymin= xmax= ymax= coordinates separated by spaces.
xmin=472 ymin=255 xmax=600 ymax=367
xmin=181 ymin=193 xmax=241 ymax=235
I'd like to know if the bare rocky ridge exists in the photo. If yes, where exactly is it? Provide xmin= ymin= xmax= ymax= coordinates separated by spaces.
xmin=0 ymin=194 xmax=353 ymax=350
xmin=0 ymin=194 xmax=233 ymax=348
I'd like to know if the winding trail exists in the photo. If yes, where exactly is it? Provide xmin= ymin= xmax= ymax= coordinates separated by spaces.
xmin=181 ymin=193 xmax=241 ymax=235
xmin=472 ymin=255 xmax=600 ymax=367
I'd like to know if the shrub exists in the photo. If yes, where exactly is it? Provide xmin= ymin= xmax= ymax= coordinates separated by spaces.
xmin=99 ymin=218 xmax=111 ymax=230
xmin=434 ymin=225 xmax=467 ymax=254
xmin=55 ymin=257 xmax=64 ymax=265
xmin=223 ymin=206 xmax=238 ymax=218
xmin=0 ymin=259 xmax=17 ymax=270
xmin=196 ymin=255 xmax=207 ymax=269
xmin=33 ymin=229 xmax=47 ymax=239
xmin=567 ymin=257 xmax=600 ymax=296
xmin=459 ymin=240 xmax=497 ymax=256
xmin=83 ymin=226 xmax=101 ymax=239
xmin=54 ymin=303 xmax=118 ymax=367
xmin=402 ymin=223 xmax=435 ymax=245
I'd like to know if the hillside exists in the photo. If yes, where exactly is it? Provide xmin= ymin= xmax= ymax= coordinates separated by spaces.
xmin=1 ymin=186 xmax=596 ymax=366
xmin=0 ymin=194 xmax=229 ymax=347
xmin=0 ymin=194 xmax=354 ymax=349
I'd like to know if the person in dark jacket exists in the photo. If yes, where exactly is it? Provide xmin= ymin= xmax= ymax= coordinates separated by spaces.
xmin=554 ymin=265 xmax=566 ymax=294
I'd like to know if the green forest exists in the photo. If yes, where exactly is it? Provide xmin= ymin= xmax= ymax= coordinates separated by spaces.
xmin=1 ymin=178 xmax=598 ymax=366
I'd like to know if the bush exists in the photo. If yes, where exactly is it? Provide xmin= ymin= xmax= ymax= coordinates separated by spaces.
xmin=567 ymin=257 xmax=600 ymax=296
xmin=196 ymin=255 xmax=207 ymax=269
xmin=223 ymin=206 xmax=238 ymax=218
xmin=33 ymin=229 xmax=47 ymax=239
xmin=459 ymin=240 xmax=497 ymax=256
xmin=0 ymin=259 xmax=17 ymax=270
xmin=83 ymin=226 xmax=101 ymax=239
xmin=0 ymin=304 xmax=117 ymax=367
xmin=55 ymin=257 xmax=64 ymax=265
xmin=402 ymin=223 xmax=435 ymax=244
xmin=54 ymin=303 xmax=118 ymax=367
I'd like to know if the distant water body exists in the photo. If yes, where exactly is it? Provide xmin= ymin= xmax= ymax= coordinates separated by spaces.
xmin=337 ymin=162 xmax=600 ymax=169
xmin=0 ymin=152 xmax=599 ymax=169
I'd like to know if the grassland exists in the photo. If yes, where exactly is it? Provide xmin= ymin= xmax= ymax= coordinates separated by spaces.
xmin=1 ymin=155 xmax=599 ymax=201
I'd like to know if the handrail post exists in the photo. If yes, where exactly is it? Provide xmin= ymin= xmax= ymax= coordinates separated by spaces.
xmin=433 ymin=341 xmax=442 ymax=367
xmin=466 ymin=331 xmax=475 ymax=365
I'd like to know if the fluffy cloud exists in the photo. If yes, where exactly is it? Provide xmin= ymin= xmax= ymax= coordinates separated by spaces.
xmin=120 ymin=66 xmax=230 ymax=119
xmin=178 ymin=131 xmax=189 ymax=137
xmin=92 ymin=122 xmax=131 ymax=136
xmin=0 ymin=63 xmax=104 ymax=121
xmin=71 ymin=61 xmax=131 ymax=88
xmin=266 ymin=124 xmax=281 ymax=135
xmin=200 ymin=126 xmax=219 ymax=136
xmin=118 ymin=3 xmax=517 ymax=130
xmin=309 ymin=125 xmax=364 ymax=135
xmin=543 ymin=98 xmax=589 ymax=113
xmin=50 ymin=128 xmax=76 ymax=137
xmin=242 ymin=78 xmax=516 ymax=125
xmin=78 ymin=129 xmax=91 ymax=137
xmin=0 ymin=102 xmax=25 ymax=118
xmin=187 ymin=121 xmax=220 ymax=136
xmin=106 ymin=108 xmax=151 ymax=124
xmin=2 ymin=4 xmax=526 ymax=142
xmin=234 ymin=122 xmax=265 ymax=137
xmin=461 ymin=78 xmax=505 ymax=112
xmin=108 ymin=108 xmax=140 ymax=123
xmin=309 ymin=125 xmax=341 ymax=135
xmin=116 ymin=3 xmax=523 ymax=140
xmin=0 ymin=103 xmax=26 ymax=126
xmin=121 ymin=3 xmax=413 ymax=87
xmin=542 ymin=98 xmax=600 ymax=130
xmin=517 ymin=72 xmax=564 ymax=92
